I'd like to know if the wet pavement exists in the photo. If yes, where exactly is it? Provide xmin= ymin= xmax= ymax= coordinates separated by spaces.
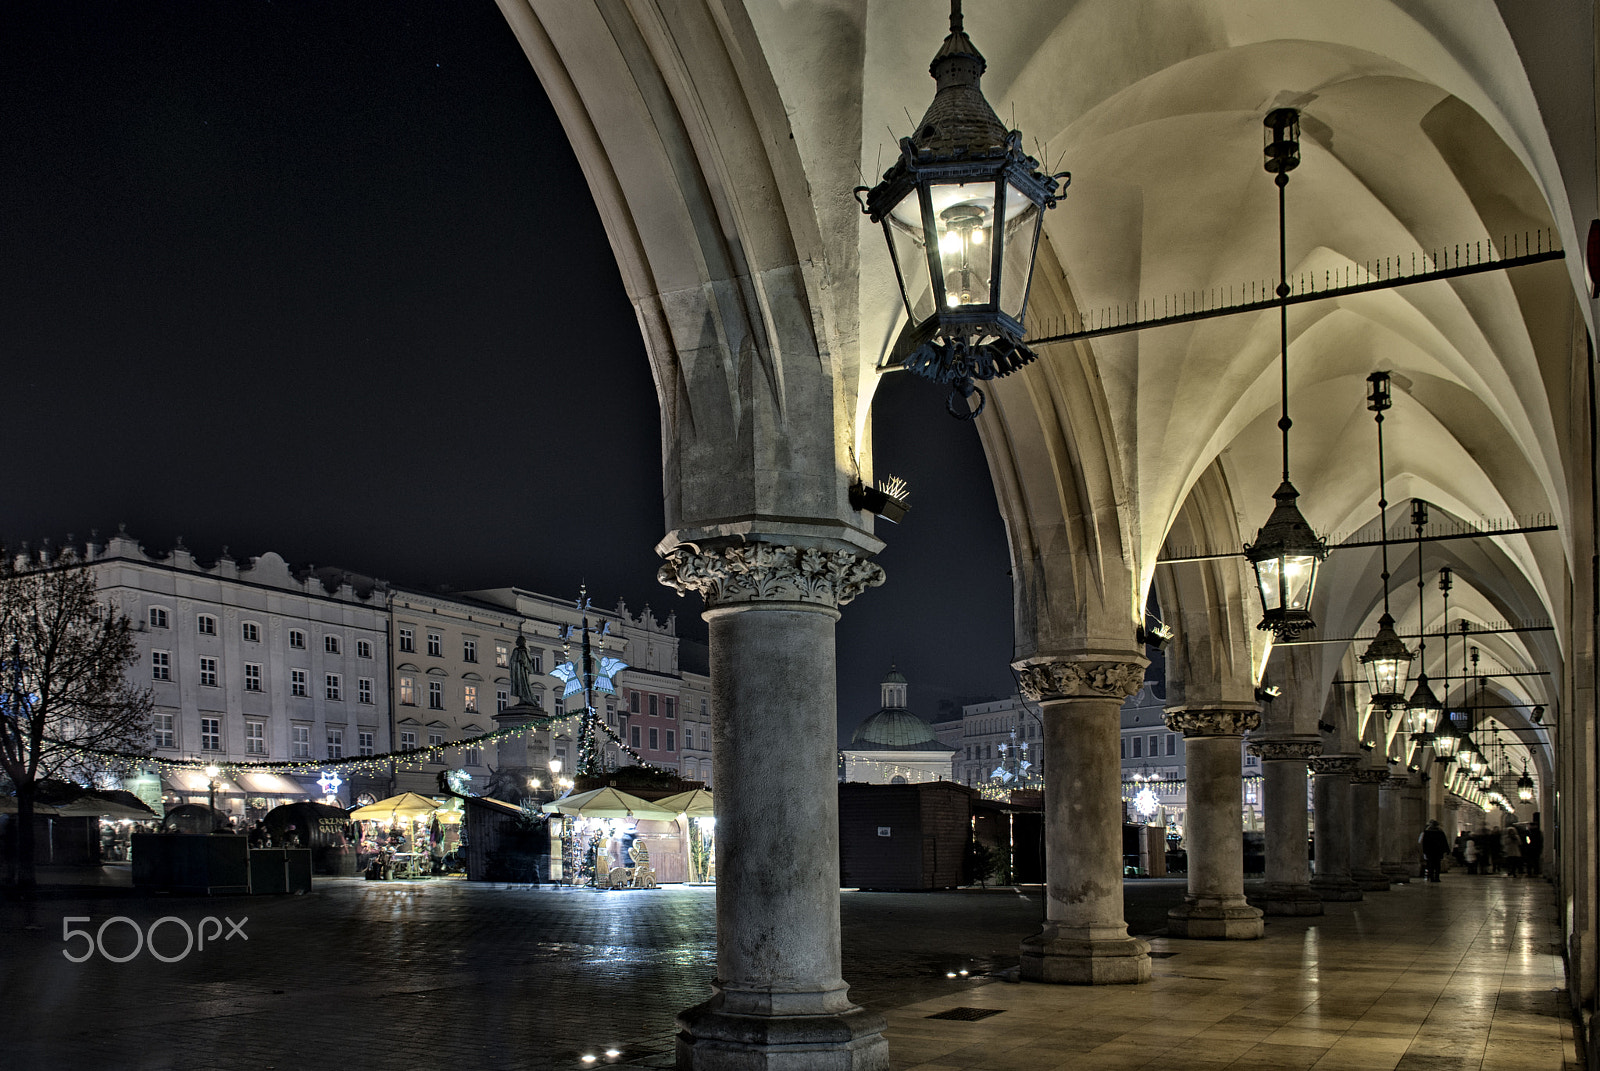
xmin=0 ymin=874 xmax=1189 ymax=1070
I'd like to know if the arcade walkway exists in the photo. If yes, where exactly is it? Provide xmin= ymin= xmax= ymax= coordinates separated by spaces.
xmin=886 ymin=875 xmax=1577 ymax=1071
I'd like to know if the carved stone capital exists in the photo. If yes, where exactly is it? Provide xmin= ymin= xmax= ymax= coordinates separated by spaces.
xmin=1349 ymin=767 xmax=1392 ymax=785
xmin=657 ymin=541 xmax=885 ymax=610
xmin=1384 ymin=776 xmax=1411 ymax=791
xmin=1164 ymin=707 xmax=1261 ymax=737
xmin=1248 ymin=739 xmax=1323 ymax=761
xmin=1308 ymin=755 xmax=1360 ymax=777
xmin=1016 ymin=659 xmax=1145 ymax=702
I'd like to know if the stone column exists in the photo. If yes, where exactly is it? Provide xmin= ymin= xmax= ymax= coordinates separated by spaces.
xmin=1349 ymin=768 xmax=1391 ymax=891
xmin=660 ymin=542 xmax=889 ymax=1071
xmin=1165 ymin=707 xmax=1263 ymax=938
xmin=1016 ymin=659 xmax=1151 ymax=984
xmin=1403 ymin=778 xmax=1429 ymax=876
xmin=1379 ymin=776 xmax=1412 ymax=883
xmin=1309 ymin=756 xmax=1363 ymax=901
xmin=1250 ymin=738 xmax=1323 ymax=915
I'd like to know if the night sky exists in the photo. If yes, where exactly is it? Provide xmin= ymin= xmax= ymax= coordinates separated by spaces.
xmin=1 ymin=0 xmax=1017 ymax=742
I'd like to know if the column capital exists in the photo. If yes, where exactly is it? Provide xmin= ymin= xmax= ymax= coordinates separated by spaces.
xmin=656 ymin=540 xmax=884 ymax=610
xmin=1308 ymin=755 xmax=1360 ymax=776
xmin=1349 ymin=767 xmax=1393 ymax=785
xmin=1015 ymin=658 xmax=1146 ymax=702
xmin=1248 ymin=737 xmax=1323 ymax=761
xmin=1165 ymin=706 xmax=1260 ymax=737
xmin=1384 ymin=775 xmax=1411 ymax=790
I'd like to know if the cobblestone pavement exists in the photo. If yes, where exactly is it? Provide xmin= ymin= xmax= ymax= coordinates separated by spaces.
xmin=0 ymin=876 xmax=1187 ymax=1070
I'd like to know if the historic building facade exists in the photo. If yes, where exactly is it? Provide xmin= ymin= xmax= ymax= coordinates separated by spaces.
xmin=839 ymin=669 xmax=956 ymax=784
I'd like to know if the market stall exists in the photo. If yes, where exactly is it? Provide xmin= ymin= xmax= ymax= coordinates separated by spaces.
xmin=541 ymin=787 xmax=678 ymax=887
xmin=349 ymin=792 xmax=460 ymax=878
xmin=655 ymin=788 xmax=715 ymax=884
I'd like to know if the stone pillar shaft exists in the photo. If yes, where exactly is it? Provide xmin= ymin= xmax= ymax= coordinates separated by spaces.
xmin=1251 ymin=739 xmax=1322 ymax=916
xmin=1310 ymin=756 xmax=1363 ymax=901
xmin=1349 ymin=769 xmax=1391 ymax=891
xmin=1380 ymin=777 xmax=1412 ymax=882
xmin=1166 ymin=708 xmax=1263 ymax=939
xmin=1017 ymin=660 xmax=1150 ymax=985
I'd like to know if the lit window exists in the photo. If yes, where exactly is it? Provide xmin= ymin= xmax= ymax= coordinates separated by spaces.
xmin=398 ymin=627 xmax=415 ymax=653
xmin=463 ymin=639 xmax=477 ymax=663
xmin=325 ymin=674 xmax=342 ymax=701
xmin=292 ymin=725 xmax=311 ymax=758
xmin=201 ymin=718 xmax=221 ymax=751
xmin=148 ymin=607 xmax=169 ymax=629
xmin=495 ymin=643 xmax=509 ymax=668
xmin=358 ymin=677 xmax=373 ymax=704
xmin=359 ymin=731 xmax=374 ymax=757
xmin=496 ymin=689 xmax=508 ymax=713
xmin=291 ymin=669 xmax=308 ymax=698
xmin=325 ymin=635 xmax=340 ymax=655
xmin=244 ymin=663 xmax=262 ymax=692
xmin=399 ymin=676 xmax=416 ymax=705
xmin=196 ymin=614 xmax=217 ymax=636
xmin=400 ymin=730 xmax=417 ymax=751
xmin=463 ymin=685 xmax=477 ymax=713
xmin=151 ymin=651 xmax=171 ymax=681
xmin=427 ymin=633 xmax=442 ymax=658
xmin=327 ymin=729 xmax=343 ymax=759
xmin=428 ymin=681 xmax=443 ymax=709
xmin=198 ymin=657 xmax=217 ymax=687
xmin=245 ymin=721 xmax=264 ymax=755
xmin=153 ymin=713 xmax=174 ymax=748
xmin=242 ymin=621 xmax=260 ymax=643
xmin=356 ymin=639 xmax=373 ymax=659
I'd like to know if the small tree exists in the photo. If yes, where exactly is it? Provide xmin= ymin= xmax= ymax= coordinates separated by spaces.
xmin=0 ymin=551 xmax=151 ymax=895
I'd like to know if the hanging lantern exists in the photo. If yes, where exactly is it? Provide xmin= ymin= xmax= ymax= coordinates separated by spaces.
xmin=856 ymin=1 xmax=1068 ymax=418
xmin=1360 ymin=613 xmax=1414 ymax=709
xmin=1245 ymin=482 xmax=1327 ymax=638
xmin=1431 ymin=709 xmax=1461 ymax=762
xmin=1405 ymin=673 xmax=1442 ymax=735
xmin=1516 ymin=763 xmax=1535 ymax=803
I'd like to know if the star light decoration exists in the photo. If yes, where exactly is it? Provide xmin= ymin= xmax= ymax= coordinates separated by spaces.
xmin=1133 ymin=787 xmax=1161 ymax=820
xmin=317 ymin=769 xmax=343 ymax=797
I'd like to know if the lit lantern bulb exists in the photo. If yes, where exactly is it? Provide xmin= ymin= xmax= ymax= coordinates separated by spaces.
xmin=969 ymin=228 xmax=983 ymax=245
xmin=939 ymin=230 xmax=962 ymax=256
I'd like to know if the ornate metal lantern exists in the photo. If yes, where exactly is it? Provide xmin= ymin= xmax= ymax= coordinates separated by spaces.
xmin=1361 ymin=614 xmax=1414 ymax=709
xmin=857 ymin=1 xmax=1068 ymax=418
xmin=1516 ymin=762 xmax=1535 ymax=803
xmin=1430 ymin=709 xmax=1461 ymax=762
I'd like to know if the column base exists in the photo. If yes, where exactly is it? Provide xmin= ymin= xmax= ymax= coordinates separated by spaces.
xmin=1381 ymin=863 xmax=1412 ymax=884
xmin=1019 ymin=924 xmax=1151 ymax=985
xmin=676 ymin=985 xmax=889 ymax=1071
xmin=1310 ymin=877 xmax=1363 ymax=902
xmin=1167 ymin=896 xmax=1264 ymax=939
xmin=1249 ymin=883 xmax=1325 ymax=916
xmin=1352 ymin=866 xmax=1390 ymax=891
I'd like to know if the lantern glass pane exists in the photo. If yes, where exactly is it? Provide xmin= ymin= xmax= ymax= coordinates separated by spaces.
xmin=1254 ymin=556 xmax=1283 ymax=612
xmin=885 ymin=210 xmax=936 ymax=325
xmin=928 ymin=181 xmax=997 ymax=308
xmin=1283 ymin=552 xmax=1318 ymax=611
xmin=998 ymin=181 xmax=1042 ymax=320
xmin=1365 ymin=656 xmax=1408 ymax=701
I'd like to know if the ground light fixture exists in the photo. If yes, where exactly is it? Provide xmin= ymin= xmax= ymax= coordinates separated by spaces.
xmin=1358 ymin=371 xmax=1414 ymax=709
xmin=856 ymin=0 xmax=1069 ymax=418
xmin=1244 ymin=107 xmax=1327 ymax=638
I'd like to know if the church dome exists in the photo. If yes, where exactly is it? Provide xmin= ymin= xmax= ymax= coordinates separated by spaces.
xmin=851 ymin=707 xmax=942 ymax=750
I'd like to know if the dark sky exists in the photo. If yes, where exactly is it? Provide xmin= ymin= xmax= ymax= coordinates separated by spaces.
xmin=1 ymin=0 xmax=1017 ymax=742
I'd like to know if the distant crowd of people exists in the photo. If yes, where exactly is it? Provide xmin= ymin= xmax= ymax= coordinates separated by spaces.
xmin=1417 ymin=818 xmax=1542 ymax=881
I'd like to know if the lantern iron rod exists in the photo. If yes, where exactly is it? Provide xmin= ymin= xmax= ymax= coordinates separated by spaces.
xmin=1155 ymin=521 xmax=1557 ymax=564
xmin=1413 ymin=502 xmax=1428 ymax=668
xmin=1277 ymin=170 xmax=1292 ymax=483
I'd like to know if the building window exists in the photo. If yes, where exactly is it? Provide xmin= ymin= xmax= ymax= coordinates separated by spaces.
xmin=631 ymin=726 xmax=641 ymax=748
xmin=242 ymin=621 xmax=260 ymax=643
xmin=288 ymin=629 xmax=306 ymax=649
xmin=684 ymin=727 xmax=694 ymax=750
xmin=531 ymin=651 xmax=543 ymax=674
xmin=325 ymin=635 xmax=340 ymax=655
xmin=648 ymin=694 xmax=659 ymax=718
xmin=198 ymin=657 xmax=217 ymax=688
xmin=196 ymin=614 xmax=216 ymax=636
xmin=327 ymin=729 xmax=344 ymax=759
xmin=495 ymin=643 xmax=509 ymax=668
xmin=554 ymin=694 xmax=565 ymax=717
xmin=496 ymin=689 xmax=509 ymax=713
xmin=399 ymin=676 xmax=415 ymax=705
xmin=358 ymin=677 xmax=373 ymax=704
xmin=244 ymin=663 xmax=262 ymax=692
xmin=606 ymin=698 xmax=617 ymax=723
xmin=359 ymin=731 xmax=374 ymax=757
xmin=665 ymin=696 xmax=676 ymax=720
xmin=400 ymin=730 xmax=417 ymax=751
xmin=293 ymin=725 xmax=311 ymax=758
xmin=325 ymin=674 xmax=342 ymax=701
xmin=291 ymin=669 xmax=308 ymax=697
xmin=151 ymin=651 xmax=171 ymax=681
xmin=1166 ymin=733 xmax=1177 ymax=756
xmin=648 ymin=727 xmax=659 ymax=750
xmin=427 ymin=632 xmax=442 ymax=658
xmin=201 ymin=717 xmax=221 ymax=751
xmin=245 ymin=721 xmax=264 ymax=755
xmin=398 ymin=627 xmax=415 ymax=653
xmin=1131 ymin=736 xmax=1142 ymax=758
xmin=428 ymin=681 xmax=443 ymax=709
xmin=148 ymin=607 xmax=169 ymax=629
xmin=463 ymin=685 xmax=477 ymax=713
xmin=465 ymin=748 xmax=481 ymax=766
xmin=1148 ymin=734 xmax=1159 ymax=757
xmin=357 ymin=639 xmax=372 ymax=659
xmin=1246 ymin=755 xmax=1258 ymax=767
xmin=153 ymin=713 xmax=174 ymax=749
xmin=463 ymin=639 xmax=477 ymax=663
xmin=428 ymin=732 xmax=444 ymax=759
xmin=630 ymin=691 xmax=641 ymax=714
xmin=701 ymin=698 xmax=708 ymax=717
xmin=665 ymin=729 xmax=675 ymax=752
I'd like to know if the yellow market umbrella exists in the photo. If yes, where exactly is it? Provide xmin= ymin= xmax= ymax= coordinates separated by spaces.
xmin=348 ymin=792 xmax=442 ymax=822
xmin=540 ymin=786 xmax=676 ymax=819
xmin=654 ymin=788 xmax=714 ymax=819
